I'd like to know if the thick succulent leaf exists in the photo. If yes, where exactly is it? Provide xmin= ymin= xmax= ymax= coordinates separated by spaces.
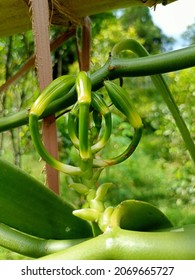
xmin=0 ymin=158 xmax=92 ymax=239
xmin=110 ymin=200 xmax=173 ymax=231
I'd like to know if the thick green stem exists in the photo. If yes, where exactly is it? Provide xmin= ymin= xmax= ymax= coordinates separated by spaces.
xmin=0 ymin=223 xmax=88 ymax=258
xmin=40 ymin=226 xmax=195 ymax=260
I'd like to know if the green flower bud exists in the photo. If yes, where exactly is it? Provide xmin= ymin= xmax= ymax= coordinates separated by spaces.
xmin=73 ymin=209 xmax=100 ymax=222
xmin=69 ymin=183 xmax=89 ymax=195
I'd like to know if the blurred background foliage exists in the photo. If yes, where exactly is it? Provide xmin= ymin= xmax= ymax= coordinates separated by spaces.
xmin=0 ymin=7 xmax=195 ymax=256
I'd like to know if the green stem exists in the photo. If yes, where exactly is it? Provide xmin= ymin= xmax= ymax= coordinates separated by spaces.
xmin=78 ymin=104 xmax=93 ymax=180
xmin=0 ymin=109 xmax=29 ymax=132
xmin=40 ymin=226 xmax=195 ymax=260
xmin=90 ymin=44 xmax=195 ymax=91
xmin=0 ymin=223 xmax=88 ymax=258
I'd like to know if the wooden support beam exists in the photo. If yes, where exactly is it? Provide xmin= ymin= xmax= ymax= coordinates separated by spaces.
xmin=31 ymin=0 xmax=59 ymax=193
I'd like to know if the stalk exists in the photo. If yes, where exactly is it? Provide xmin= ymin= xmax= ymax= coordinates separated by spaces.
xmin=0 ymin=223 xmax=88 ymax=258
xmin=40 ymin=225 xmax=195 ymax=260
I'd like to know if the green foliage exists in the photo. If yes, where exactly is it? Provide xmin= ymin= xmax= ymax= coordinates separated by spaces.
xmin=182 ymin=20 xmax=195 ymax=45
xmin=0 ymin=31 xmax=38 ymax=166
xmin=119 ymin=7 xmax=175 ymax=53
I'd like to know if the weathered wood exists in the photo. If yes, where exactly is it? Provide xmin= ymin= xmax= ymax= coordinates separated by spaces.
xmin=31 ymin=0 xmax=59 ymax=193
xmin=0 ymin=0 xmax=175 ymax=37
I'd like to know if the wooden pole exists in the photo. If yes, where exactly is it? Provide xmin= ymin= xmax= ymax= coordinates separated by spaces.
xmin=76 ymin=16 xmax=91 ymax=71
xmin=31 ymin=0 xmax=59 ymax=193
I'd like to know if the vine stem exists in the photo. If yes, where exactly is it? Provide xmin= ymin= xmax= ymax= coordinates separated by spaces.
xmin=40 ymin=226 xmax=195 ymax=260
xmin=90 ymin=44 xmax=195 ymax=90
xmin=0 ymin=223 xmax=88 ymax=258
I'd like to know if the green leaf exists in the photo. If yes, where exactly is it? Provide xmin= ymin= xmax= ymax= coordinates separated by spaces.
xmin=0 ymin=158 xmax=92 ymax=239
xmin=110 ymin=200 xmax=173 ymax=231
